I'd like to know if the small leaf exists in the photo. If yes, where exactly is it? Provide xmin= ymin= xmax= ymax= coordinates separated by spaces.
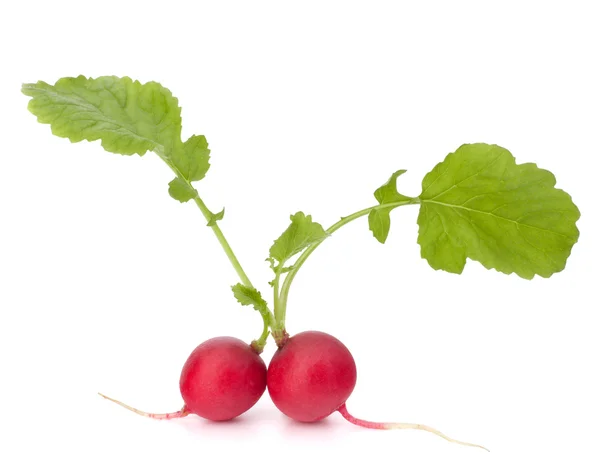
xmin=368 ymin=169 xmax=412 ymax=243
xmin=417 ymin=143 xmax=580 ymax=279
xmin=368 ymin=208 xmax=392 ymax=243
xmin=22 ymin=76 xmax=182 ymax=156
xmin=269 ymin=212 xmax=328 ymax=264
xmin=207 ymin=208 xmax=225 ymax=226
xmin=232 ymin=284 xmax=269 ymax=313
xmin=374 ymin=170 xmax=411 ymax=204
xmin=168 ymin=177 xmax=197 ymax=202
xmin=170 ymin=134 xmax=211 ymax=182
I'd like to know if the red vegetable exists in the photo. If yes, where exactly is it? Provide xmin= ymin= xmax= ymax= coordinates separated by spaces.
xmin=99 ymin=336 xmax=267 ymax=422
xmin=267 ymin=330 xmax=356 ymax=422
xmin=180 ymin=336 xmax=267 ymax=421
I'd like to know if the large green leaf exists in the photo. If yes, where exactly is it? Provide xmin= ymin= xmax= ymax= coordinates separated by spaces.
xmin=417 ymin=143 xmax=580 ymax=279
xmin=23 ymin=76 xmax=213 ymax=203
xmin=22 ymin=76 xmax=182 ymax=156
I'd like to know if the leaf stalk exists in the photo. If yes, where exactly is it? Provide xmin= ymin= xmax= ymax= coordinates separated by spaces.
xmin=273 ymin=199 xmax=419 ymax=335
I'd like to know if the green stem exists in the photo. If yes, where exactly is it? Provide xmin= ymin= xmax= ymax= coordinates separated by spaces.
xmin=271 ymin=264 xmax=289 ymax=345
xmin=192 ymin=196 xmax=253 ymax=287
xmin=192 ymin=192 xmax=276 ymax=348
xmin=156 ymin=150 xmax=275 ymax=348
xmin=275 ymin=199 xmax=419 ymax=330
xmin=253 ymin=318 xmax=271 ymax=351
xmin=273 ymin=266 xmax=282 ymax=319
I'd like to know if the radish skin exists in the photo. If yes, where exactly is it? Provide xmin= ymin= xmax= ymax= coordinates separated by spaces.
xmin=267 ymin=331 xmax=356 ymax=422
xmin=180 ymin=336 xmax=267 ymax=421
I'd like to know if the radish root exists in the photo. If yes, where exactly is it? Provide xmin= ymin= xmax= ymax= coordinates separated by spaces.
xmin=337 ymin=403 xmax=489 ymax=452
xmin=98 ymin=393 xmax=190 ymax=420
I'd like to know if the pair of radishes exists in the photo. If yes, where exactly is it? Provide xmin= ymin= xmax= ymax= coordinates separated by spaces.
xmin=100 ymin=332 xmax=353 ymax=422
xmin=100 ymin=330 xmax=487 ymax=450
xmin=22 ymin=76 xmax=540 ymax=452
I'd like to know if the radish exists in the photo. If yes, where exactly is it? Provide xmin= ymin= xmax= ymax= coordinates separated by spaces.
xmin=24 ymin=76 xmax=580 ymax=450
xmin=268 ymin=331 xmax=489 ymax=450
xmin=267 ymin=331 xmax=356 ymax=422
xmin=100 ymin=336 xmax=267 ymax=421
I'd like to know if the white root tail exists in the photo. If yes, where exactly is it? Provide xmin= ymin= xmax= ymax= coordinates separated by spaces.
xmin=338 ymin=403 xmax=489 ymax=452
xmin=98 ymin=393 xmax=190 ymax=420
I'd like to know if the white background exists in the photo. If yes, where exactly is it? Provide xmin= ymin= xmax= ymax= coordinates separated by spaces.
xmin=1 ymin=1 xmax=599 ymax=467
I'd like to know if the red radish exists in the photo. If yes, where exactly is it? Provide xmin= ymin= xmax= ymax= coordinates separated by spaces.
xmin=267 ymin=330 xmax=488 ymax=451
xmin=180 ymin=336 xmax=267 ymax=420
xmin=100 ymin=336 xmax=267 ymax=422
xmin=267 ymin=331 xmax=357 ymax=422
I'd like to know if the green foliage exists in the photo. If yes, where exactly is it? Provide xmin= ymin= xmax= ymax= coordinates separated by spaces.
xmin=22 ymin=76 xmax=210 ymax=203
xmin=22 ymin=76 xmax=182 ymax=156
xmin=23 ymin=76 xmax=582 ymax=341
xmin=269 ymin=212 xmax=328 ymax=267
xmin=168 ymin=178 xmax=197 ymax=202
xmin=417 ymin=143 xmax=580 ymax=279
xmin=207 ymin=209 xmax=225 ymax=226
xmin=368 ymin=170 xmax=413 ymax=243
xmin=170 ymin=135 xmax=211 ymax=182
xmin=232 ymin=284 xmax=270 ymax=314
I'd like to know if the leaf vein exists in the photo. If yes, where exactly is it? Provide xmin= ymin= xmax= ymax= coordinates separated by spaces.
xmin=424 ymin=200 xmax=572 ymax=239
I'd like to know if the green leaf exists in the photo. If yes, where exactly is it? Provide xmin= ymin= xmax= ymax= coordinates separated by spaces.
xmin=22 ymin=76 xmax=182 ymax=156
xmin=232 ymin=284 xmax=269 ymax=313
xmin=373 ymin=170 xmax=411 ymax=204
xmin=269 ymin=212 xmax=328 ymax=265
xmin=23 ymin=76 xmax=213 ymax=205
xmin=368 ymin=209 xmax=392 ymax=243
xmin=168 ymin=177 xmax=197 ymax=203
xmin=368 ymin=170 xmax=412 ymax=244
xmin=170 ymin=134 xmax=210 ymax=182
xmin=417 ymin=143 xmax=580 ymax=279
xmin=207 ymin=208 xmax=225 ymax=226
